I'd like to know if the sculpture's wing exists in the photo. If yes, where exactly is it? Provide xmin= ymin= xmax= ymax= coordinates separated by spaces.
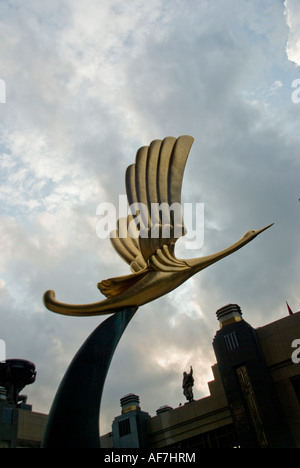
xmin=110 ymin=135 xmax=194 ymax=273
xmin=110 ymin=215 xmax=148 ymax=273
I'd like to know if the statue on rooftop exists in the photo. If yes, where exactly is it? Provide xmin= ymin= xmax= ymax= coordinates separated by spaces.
xmin=183 ymin=365 xmax=194 ymax=402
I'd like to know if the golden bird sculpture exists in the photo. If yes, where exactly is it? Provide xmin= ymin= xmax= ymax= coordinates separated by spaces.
xmin=43 ymin=135 xmax=273 ymax=317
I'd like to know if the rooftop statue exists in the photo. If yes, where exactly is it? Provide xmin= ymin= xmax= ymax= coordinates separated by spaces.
xmin=43 ymin=135 xmax=272 ymax=317
xmin=183 ymin=365 xmax=194 ymax=402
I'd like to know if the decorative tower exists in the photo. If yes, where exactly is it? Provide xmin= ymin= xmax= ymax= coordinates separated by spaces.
xmin=212 ymin=304 xmax=295 ymax=448
xmin=0 ymin=359 xmax=36 ymax=407
xmin=112 ymin=394 xmax=150 ymax=448
xmin=0 ymin=359 xmax=36 ymax=448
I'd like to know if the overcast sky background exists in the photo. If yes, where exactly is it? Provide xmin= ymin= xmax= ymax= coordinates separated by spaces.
xmin=0 ymin=0 xmax=299 ymax=436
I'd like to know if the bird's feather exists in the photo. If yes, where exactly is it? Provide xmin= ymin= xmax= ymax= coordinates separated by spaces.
xmin=98 ymin=269 xmax=148 ymax=299
xmin=110 ymin=135 xmax=194 ymax=271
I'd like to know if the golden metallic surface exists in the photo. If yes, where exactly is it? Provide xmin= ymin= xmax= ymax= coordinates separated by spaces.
xmin=43 ymin=135 xmax=273 ymax=317
xmin=121 ymin=405 xmax=139 ymax=414
xmin=219 ymin=316 xmax=243 ymax=329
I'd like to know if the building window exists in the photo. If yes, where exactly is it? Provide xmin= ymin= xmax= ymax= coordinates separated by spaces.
xmin=290 ymin=375 xmax=300 ymax=403
xmin=235 ymin=365 xmax=268 ymax=448
xmin=165 ymin=424 xmax=238 ymax=449
xmin=118 ymin=418 xmax=131 ymax=437
xmin=1 ymin=407 xmax=13 ymax=424
xmin=224 ymin=332 xmax=239 ymax=351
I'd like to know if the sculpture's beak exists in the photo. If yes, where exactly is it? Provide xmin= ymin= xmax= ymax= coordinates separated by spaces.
xmin=255 ymin=223 xmax=274 ymax=235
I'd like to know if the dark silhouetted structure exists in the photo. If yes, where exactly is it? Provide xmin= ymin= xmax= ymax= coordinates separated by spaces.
xmin=41 ymin=307 xmax=137 ymax=448
xmin=0 ymin=359 xmax=36 ymax=407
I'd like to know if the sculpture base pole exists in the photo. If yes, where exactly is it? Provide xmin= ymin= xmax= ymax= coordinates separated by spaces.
xmin=42 ymin=307 xmax=137 ymax=448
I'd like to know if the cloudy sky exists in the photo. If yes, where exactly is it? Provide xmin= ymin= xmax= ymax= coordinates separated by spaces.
xmin=0 ymin=0 xmax=299 ymax=436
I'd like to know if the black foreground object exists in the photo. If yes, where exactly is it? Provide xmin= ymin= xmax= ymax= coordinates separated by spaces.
xmin=42 ymin=307 xmax=137 ymax=448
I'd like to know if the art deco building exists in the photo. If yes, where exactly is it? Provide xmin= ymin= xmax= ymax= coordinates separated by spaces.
xmin=1 ymin=303 xmax=300 ymax=448
xmin=101 ymin=304 xmax=300 ymax=448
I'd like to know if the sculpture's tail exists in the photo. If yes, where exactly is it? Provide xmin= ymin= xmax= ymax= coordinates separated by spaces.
xmin=43 ymin=270 xmax=148 ymax=317
xmin=43 ymin=289 xmax=125 ymax=317
xmin=97 ymin=269 xmax=148 ymax=298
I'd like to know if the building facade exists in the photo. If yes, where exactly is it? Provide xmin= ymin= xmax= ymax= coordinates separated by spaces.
xmin=0 ymin=359 xmax=47 ymax=448
xmin=1 ymin=303 xmax=300 ymax=448
xmin=101 ymin=304 xmax=300 ymax=448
